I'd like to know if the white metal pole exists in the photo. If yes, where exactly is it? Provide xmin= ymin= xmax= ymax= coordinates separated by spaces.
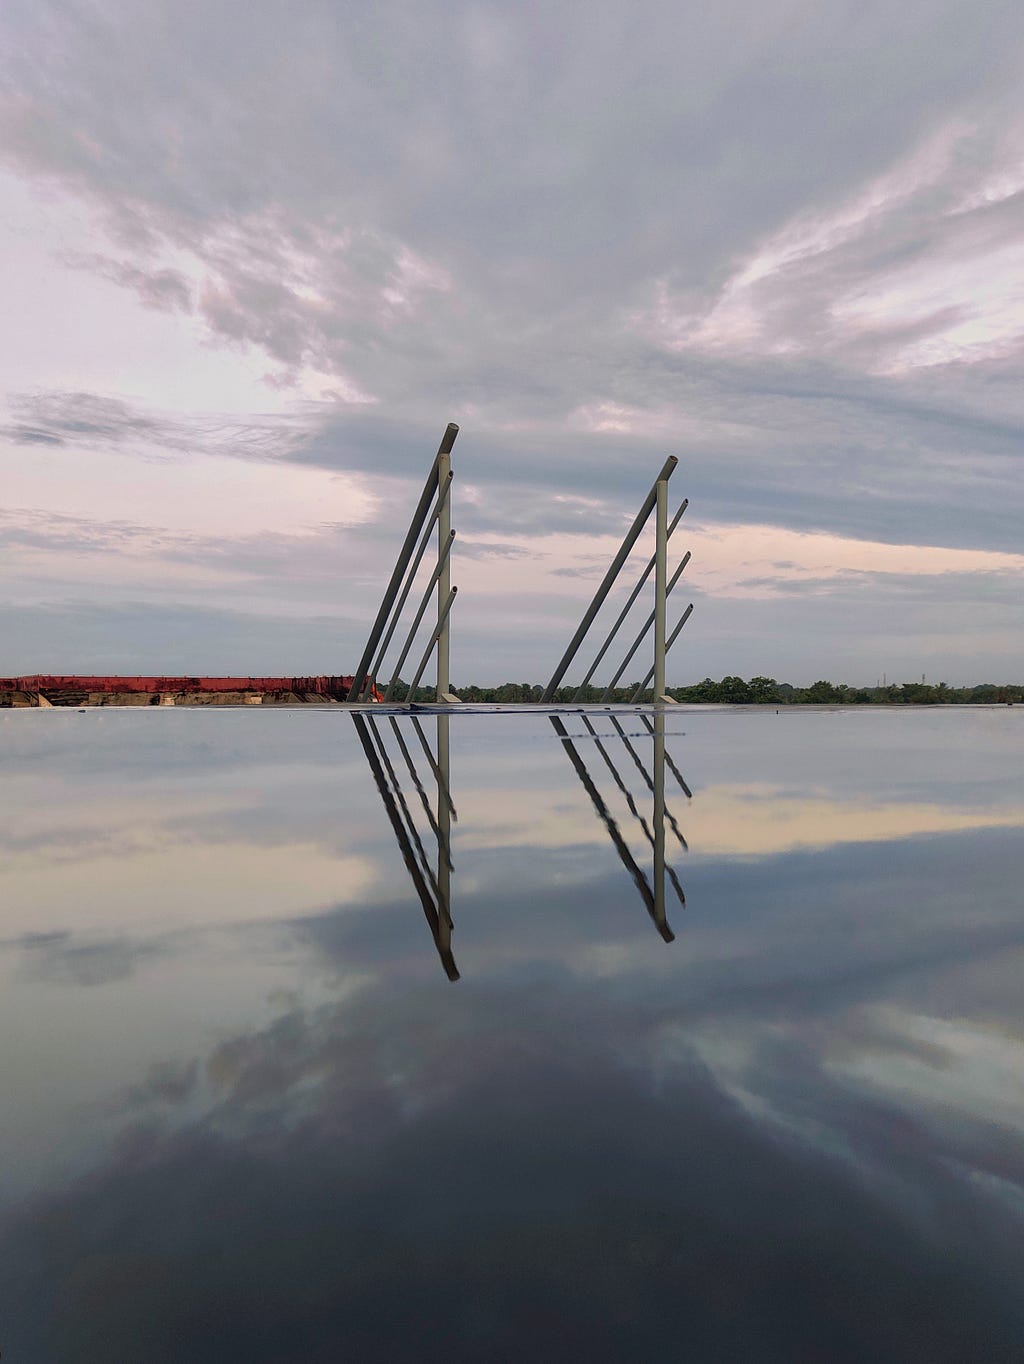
xmin=629 ymin=603 xmax=694 ymax=703
xmin=363 ymin=472 xmax=453 ymax=699
xmin=406 ymin=587 xmax=458 ymax=700
xmin=383 ymin=532 xmax=456 ymax=702
xmin=572 ymin=500 xmax=688 ymax=702
xmin=348 ymin=423 xmax=457 ymax=701
xmin=542 ymin=456 xmax=678 ymax=701
xmin=599 ymin=552 xmax=689 ymax=702
xmin=437 ymin=446 xmax=452 ymax=700
xmin=654 ymin=478 xmax=667 ymax=702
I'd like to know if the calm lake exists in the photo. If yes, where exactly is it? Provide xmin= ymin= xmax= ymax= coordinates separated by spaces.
xmin=2 ymin=706 xmax=1023 ymax=1361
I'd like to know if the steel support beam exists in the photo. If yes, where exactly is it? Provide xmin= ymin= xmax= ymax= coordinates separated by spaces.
xmin=654 ymin=478 xmax=668 ymax=703
xmin=572 ymin=499 xmax=687 ymax=702
xmin=347 ymin=423 xmax=458 ymax=701
xmin=406 ymin=587 xmax=458 ymax=700
xmin=630 ymin=602 xmax=694 ymax=702
xmin=361 ymin=471 xmax=453 ymax=700
xmin=383 ymin=531 xmax=456 ymax=701
xmin=541 ymin=456 xmax=677 ymax=701
xmin=437 ymin=446 xmax=452 ymax=700
xmin=599 ymin=552 xmax=690 ymax=702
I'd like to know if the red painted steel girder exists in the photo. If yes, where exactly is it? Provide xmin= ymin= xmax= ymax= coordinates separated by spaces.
xmin=0 ymin=675 xmax=383 ymax=701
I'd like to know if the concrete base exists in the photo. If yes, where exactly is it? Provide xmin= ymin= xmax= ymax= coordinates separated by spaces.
xmin=657 ymin=694 xmax=678 ymax=704
xmin=439 ymin=692 xmax=462 ymax=704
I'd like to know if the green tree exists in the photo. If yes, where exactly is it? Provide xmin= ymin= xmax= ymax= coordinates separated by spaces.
xmin=748 ymin=676 xmax=779 ymax=703
xmin=804 ymin=679 xmax=842 ymax=703
xmin=717 ymin=675 xmax=754 ymax=703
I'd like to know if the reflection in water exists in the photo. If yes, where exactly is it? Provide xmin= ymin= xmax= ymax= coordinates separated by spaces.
xmin=354 ymin=714 xmax=458 ymax=980
xmin=3 ymin=711 xmax=1024 ymax=1359
xmin=356 ymin=710 xmax=691 ymax=974
xmin=552 ymin=711 xmax=690 ymax=943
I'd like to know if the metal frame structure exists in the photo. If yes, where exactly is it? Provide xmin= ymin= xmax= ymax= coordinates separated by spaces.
xmin=348 ymin=423 xmax=461 ymax=705
xmin=12 ymin=426 xmax=701 ymax=710
xmin=543 ymin=458 xmax=694 ymax=705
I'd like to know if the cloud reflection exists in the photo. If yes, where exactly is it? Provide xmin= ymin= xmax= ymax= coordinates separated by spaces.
xmin=2 ymin=714 xmax=1024 ymax=1357
xmin=3 ymin=975 xmax=1024 ymax=1362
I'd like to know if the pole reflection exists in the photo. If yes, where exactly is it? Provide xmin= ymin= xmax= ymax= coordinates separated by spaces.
xmin=551 ymin=710 xmax=689 ymax=942
xmin=352 ymin=714 xmax=458 ymax=980
xmin=354 ymin=711 xmax=691 ymax=978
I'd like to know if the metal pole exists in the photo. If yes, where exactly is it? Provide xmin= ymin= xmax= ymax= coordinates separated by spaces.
xmin=630 ymin=603 xmax=694 ymax=702
xmin=406 ymin=587 xmax=457 ymax=700
xmin=347 ymin=423 xmax=458 ymax=701
xmin=572 ymin=499 xmax=687 ymax=702
xmin=541 ymin=456 xmax=677 ymax=701
xmin=362 ymin=472 xmax=453 ymax=699
xmin=599 ymin=553 xmax=690 ymax=702
xmin=383 ymin=532 xmax=456 ymax=701
xmin=437 ymin=447 xmax=452 ymax=701
xmin=654 ymin=479 xmax=667 ymax=702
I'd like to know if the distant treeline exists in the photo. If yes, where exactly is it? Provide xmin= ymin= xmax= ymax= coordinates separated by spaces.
xmin=399 ymin=677 xmax=1024 ymax=704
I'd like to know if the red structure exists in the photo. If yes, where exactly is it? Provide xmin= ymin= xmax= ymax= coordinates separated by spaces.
xmin=1 ymin=675 xmax=382 ymax=704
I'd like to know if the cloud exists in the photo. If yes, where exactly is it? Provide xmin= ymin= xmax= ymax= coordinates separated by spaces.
xmin=4 ymin=1 xmax=1024 ymax=422
xmin=16 ymin=931 xmax=169 ymax=986
xmin=67 ymin=253 xmax=194 ymax=313
xmin=0 ymin=390 xmax=165 ymax=448
xmin=2 ymin=1 xmax=1024 ymax=675
xmin=0 ymin=388 xmax=314 ymax=462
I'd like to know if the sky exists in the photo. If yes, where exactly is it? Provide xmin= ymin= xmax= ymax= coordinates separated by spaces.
xmin=1 ymin=0 xmax=1023 ymax=686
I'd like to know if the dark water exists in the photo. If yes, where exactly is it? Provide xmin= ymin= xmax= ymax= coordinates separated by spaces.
xmin=2 ymin=707 xmax=1023 ymax=1362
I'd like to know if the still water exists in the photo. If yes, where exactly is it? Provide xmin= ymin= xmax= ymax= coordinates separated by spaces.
xmin=1 ymin=706 xmax=1023 ymax=1361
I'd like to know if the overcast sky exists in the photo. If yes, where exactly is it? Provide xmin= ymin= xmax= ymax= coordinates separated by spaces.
xmin=2 ymin=0 xmax=1023 ymax=686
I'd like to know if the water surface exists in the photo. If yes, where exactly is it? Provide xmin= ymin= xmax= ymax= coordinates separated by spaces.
xmin=2 ymin=707 xmax=1023 ymax=1361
